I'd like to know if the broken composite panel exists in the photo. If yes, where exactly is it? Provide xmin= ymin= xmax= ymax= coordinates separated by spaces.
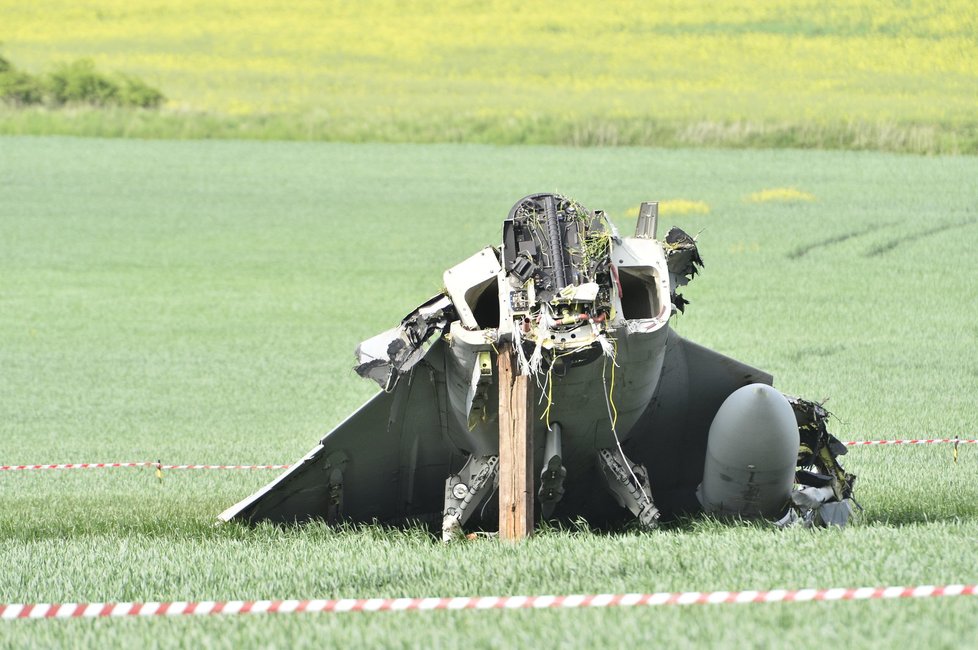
xmin=220 ymin=193 xmax=856 ymax=537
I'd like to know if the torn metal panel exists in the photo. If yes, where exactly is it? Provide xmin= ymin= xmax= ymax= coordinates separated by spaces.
xmin=777 ymin=487 xmax=854 ymax=529
xmin=354 ymin=294 xmax=455 ymax=391
xmin=816 ymin=500 xmax=853 ymax=527
xmin=664 ymin=227 xmax=703 ymax=286
xmin=789 ymin=396 xmax=856 ymax=500
xmin=663 ymin=227 xmax=703 ymax=313
xmin=772 ymin=396 xmax=858 ymax=526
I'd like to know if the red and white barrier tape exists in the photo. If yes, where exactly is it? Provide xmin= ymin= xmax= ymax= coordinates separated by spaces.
xmin=843 ymin=439 xmax=976 ymax=446
xmin=2 ymin=585 xmax=975 ymax=620
xmin=1 ymin=439 xmax=973 ymax=472
xmin=0 ymin=462 xmax=290 ymax=472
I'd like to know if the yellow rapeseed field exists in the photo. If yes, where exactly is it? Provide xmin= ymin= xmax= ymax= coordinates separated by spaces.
xmin=2 ymin=0 xmax=976 ymax=148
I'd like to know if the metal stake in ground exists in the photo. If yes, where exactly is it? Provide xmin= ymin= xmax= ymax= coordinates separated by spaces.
xmin=498 ymin=341 xmax=534 ymax=540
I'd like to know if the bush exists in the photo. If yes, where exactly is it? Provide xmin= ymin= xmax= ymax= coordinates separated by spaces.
xmin=0 ymin=55 xmax=168 ymax=108
xmin=46 ymin=59 xmax=121 ymax=106
xmin=0 ymin=68 xmax=45 ymax=105
xmin=116 ymin=74 xmax=165 ymax=108
xmin=0 ymin=52 xmax=44 ymax=105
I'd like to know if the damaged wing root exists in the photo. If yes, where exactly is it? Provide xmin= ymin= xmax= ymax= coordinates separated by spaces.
xmin=355 ymin=294 xmax=456 ymax=391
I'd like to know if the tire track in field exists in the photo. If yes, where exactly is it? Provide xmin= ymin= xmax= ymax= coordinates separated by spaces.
xmin=864 ymin=217 xmax=978 ymax=257
xmin=787 ymin=221 xmax=899 ymax=259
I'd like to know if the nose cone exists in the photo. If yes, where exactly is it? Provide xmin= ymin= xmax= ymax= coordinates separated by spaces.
xmin=699 ymin=384 xmax=799 ymax=519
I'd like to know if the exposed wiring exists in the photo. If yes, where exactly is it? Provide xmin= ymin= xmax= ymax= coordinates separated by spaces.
xmin=600 ymin=338 xmax=651 ymax=505
xmin=537 ymin=361 xmax=554 ymax=428
xmin=606 ymin=340 xmax=618 ymax=429
xmin=538 ymin=348 xmax=575 ymax=429
xmin=511 ymin=324 xmax=532 ymax=376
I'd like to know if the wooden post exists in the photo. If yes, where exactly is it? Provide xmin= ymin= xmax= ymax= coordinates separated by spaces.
xmin=498 ymin=341 xmax=534 ymax=540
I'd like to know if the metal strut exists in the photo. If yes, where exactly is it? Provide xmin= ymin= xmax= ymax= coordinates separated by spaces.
xmin=596 ymin=447 xmax=659 ymax=529
xmin=442 ymin=454 xmax=499 ymax=542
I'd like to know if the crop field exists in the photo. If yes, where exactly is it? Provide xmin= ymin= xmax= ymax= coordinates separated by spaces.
xmin=2 ymin=0 xmax=978 ymax=151
xmin=1 ymin=137 xmax=977 ymax=647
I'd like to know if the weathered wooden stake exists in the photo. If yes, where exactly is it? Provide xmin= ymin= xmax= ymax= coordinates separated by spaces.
xmin=498 ymin=341 xmax=534 ymax=540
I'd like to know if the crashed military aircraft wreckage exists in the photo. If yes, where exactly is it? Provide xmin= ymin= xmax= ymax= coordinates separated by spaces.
xmin=221 ymin=193 xmax=856 ymax=538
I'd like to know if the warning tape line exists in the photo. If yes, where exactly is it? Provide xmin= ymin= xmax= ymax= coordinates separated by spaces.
xmin=1 ymin=440 xmax=973 ymax=472
xmin=843 ymin=439 xmax=976 ymax=446
xmin=1 ymin=585 xmax=975 ymax=620
xmin=0 ymin=462 xmax=290 ymax=472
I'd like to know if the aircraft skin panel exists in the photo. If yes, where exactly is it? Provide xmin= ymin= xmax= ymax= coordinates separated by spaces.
xmin=221 ymin=343 xmax=455 ymax=525
xmin=624 ymin=329 xmax=774 ymax=516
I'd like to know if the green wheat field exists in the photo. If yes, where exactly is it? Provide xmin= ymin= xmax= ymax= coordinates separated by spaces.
xmin=3 ymin=0 xmax=978 ymax=647
xmin=1 ymin=138 xmax=977 ymax=647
